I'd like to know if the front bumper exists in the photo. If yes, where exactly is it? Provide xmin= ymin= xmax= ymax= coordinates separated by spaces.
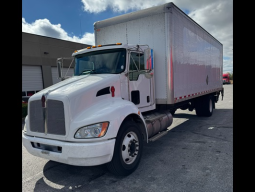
xmin=22 ymin=133 xmax=115 ymax=166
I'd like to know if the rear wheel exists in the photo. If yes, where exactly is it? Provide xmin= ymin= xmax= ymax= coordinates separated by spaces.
xmin=106 ymin=121 xmax=143 ymax=176
xmin=195 ymin=97 xmax=204 ymax=116
xmin=195 ymin=95 xmax=214 ymax=117
xmin=203 ymin=96 xmax=213 ymax=117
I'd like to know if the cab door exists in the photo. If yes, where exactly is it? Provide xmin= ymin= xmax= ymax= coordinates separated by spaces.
xmin=128 ymin=51 xmax=152 ymax=110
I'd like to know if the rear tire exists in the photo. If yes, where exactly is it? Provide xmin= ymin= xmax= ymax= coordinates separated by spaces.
xmin=203 ymin=95 xmax=214 ymax=117
xmin=195 ymin=97 xmax=204 ymax=116
xmin=195 ymin=95 xmax=214 ymax=117
xmin=106 ymin=121 xmax=143 ymax=176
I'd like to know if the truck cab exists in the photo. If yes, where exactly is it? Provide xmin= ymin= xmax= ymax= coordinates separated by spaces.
xmin=70 ymin=43 xmax=156 ymax=112
xmin=222 ymin=73 xmax=230 ymax=84
xmin=22 ymin=43 xmax=172 ymax=176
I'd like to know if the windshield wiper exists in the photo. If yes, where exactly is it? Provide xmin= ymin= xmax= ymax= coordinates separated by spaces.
xmin=79 ymin=69 xmax=95 ymax=75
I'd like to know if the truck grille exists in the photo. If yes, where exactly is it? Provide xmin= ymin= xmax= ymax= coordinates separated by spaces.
xmin=29 ymin=100 xmax=44 ymax=133
xmin=29 ymin=99 xmax=66 ymax=135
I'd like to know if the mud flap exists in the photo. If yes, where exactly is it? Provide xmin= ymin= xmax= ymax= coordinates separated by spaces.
xmin=221 ymin=88 xmax=224 ymax=100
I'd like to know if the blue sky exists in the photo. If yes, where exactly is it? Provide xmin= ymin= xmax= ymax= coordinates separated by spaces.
xmin=22 ymin=0 xmax=233 ymax=74
xmin=22 ymin=0 xmax=133 ymax=37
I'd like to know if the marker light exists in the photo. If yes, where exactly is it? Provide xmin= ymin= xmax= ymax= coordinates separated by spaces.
xmin=111 ymin=86 xmax=115 ymax=97
xmin=116 ymin=43 xmax=122 ymax=45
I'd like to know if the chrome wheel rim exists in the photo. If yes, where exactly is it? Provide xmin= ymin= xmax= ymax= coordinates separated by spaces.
xmin=121 ymin=131 xmax=139 ymax=164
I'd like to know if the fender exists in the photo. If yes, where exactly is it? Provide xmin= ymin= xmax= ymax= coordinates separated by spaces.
xmin=69 ymin=97 xmax=148 ymax=142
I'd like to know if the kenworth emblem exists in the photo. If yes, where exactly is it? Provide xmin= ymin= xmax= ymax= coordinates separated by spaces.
xmin=41 ymin=93 xmax=48 ymax=134
xmin=41 ymin=94 xmax=46 ymax=108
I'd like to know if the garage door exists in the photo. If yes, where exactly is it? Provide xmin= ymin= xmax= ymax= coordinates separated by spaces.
xmin=22 ymin=66 xmax=43 ymax=92
xmin=51 ymin=67 xmax=74 ymax=84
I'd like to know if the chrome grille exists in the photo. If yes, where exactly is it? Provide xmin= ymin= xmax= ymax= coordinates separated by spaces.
xmin=29 ymin=100 xmax=44 ymax=133
xmin=46 ymin=100 xmax=66 ymax=135
xmin=29 ymin=99 xmax=66 ymax=135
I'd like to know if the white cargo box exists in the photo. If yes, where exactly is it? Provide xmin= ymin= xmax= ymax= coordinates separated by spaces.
xmin=94 ymin=2 xmax=223 ymax=105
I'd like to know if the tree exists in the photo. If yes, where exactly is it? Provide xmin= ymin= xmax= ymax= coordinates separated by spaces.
xmin=227 ymin=72 xmax=233 ymax=80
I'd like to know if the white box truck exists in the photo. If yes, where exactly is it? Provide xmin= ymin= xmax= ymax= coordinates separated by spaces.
xmin=22 ymin=2 xmax=224 ymax=176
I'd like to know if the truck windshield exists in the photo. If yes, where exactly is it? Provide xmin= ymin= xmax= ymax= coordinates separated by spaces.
xmin=74 ymin=48 xmax=126 ymax=76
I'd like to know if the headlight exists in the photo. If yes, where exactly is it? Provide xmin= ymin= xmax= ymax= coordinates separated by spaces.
xmin=74 ymin=122 xmax=109 ymax=139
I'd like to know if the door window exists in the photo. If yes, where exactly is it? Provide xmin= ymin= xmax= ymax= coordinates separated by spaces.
xmin=129 ymin=52 xmax=145 ymax=81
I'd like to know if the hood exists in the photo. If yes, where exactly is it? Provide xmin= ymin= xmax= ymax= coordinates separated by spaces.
xmin=30 ymin=74 xmax=120 ymax=101
xmin=26 ymin=74 xmax=122 ymax=140
xmin=29 ymin=73 xmax=121 ymax=131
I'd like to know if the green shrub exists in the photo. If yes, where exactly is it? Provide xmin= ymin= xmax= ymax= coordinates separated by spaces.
xmin=227 ymin=72 xmax=233 ymax=80
xmin=22 ymin=103 xmax=28 ymax=118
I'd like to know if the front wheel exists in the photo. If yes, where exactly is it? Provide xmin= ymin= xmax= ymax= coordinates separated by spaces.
xmin=106 ymin=121 xmax=143 ymax=176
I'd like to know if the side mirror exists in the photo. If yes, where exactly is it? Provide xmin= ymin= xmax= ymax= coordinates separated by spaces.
xmin=57 ymin=58 xmax=63 ymax=80
xmin=144 ymin=48 xmax=154 ymax=71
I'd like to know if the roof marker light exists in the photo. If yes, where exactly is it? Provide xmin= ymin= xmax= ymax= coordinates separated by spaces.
xmin=116 ymin=43 xmax=122 ymax=45
xmin=87 ymin=47 xmax=91 ymax=49
xmin=92 ymin=46 xmax=97 ymax=48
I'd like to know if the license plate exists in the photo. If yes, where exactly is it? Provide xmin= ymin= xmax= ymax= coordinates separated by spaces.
xmin=41 ymin=150 xmax=49 ymax=155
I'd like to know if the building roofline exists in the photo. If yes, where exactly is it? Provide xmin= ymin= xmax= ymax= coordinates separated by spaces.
xmin=22 ymin=32 xmax=92 ymax=46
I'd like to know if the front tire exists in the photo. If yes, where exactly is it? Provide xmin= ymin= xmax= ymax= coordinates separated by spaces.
xmin=106 ymin=121 xmax=143 ymax=176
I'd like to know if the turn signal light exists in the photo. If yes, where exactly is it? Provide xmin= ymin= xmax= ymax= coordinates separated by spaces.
xmin=97 ymin=122 xmax=109 ymax=137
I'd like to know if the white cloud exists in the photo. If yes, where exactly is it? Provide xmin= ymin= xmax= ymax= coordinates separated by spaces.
xmin=22 ymin=18 xmax=94 ymax=45
xmin=81 ymin=0 xmax=227 ymax=14
xmin=81 ymin=0 xmax=169 ymax=13
xmin=81 ymin=0 xmax=233 ymax=73
xmin=80 ymin=0 xmax=220 ymax=14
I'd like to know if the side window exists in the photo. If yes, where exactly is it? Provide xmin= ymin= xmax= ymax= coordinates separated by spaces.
xmin=116 ymin=52 xmax=126 ymax=73
xmin=129 ymin=52 xmax=144 ymax=81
